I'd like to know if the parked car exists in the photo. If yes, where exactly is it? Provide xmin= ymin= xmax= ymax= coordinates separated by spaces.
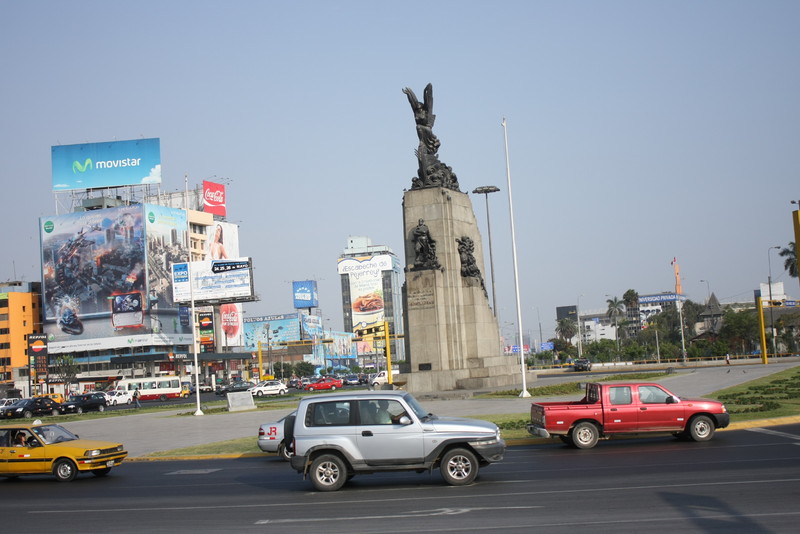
xmin=303 ymin=377 xmax=343 ymax=392
xmin=1 ymin=398 xmax=62 ymax=419
xmin=249 ymin=380 xmax=288 ymax=397
xmin=61 ymin=393 xmax=108 ymax=414
xmin=106 ymin=390 xmax=133 ymax=406
xmin=289 ymin=390 xmax=505 ymax=491
xmin=257 ymin=411 xmax=296 ymax=461
xmin=215 ymin=381 xmax=256 ymax=396
xmin=527 ymin=382 xmax=730 ymax=449
xmin=0 ymin=398 xmax=20 ymax=408
xmin=572 ymin=358 xmax=592 ymax=372
xmin=0 ymin=422 xmax=127 ymax=482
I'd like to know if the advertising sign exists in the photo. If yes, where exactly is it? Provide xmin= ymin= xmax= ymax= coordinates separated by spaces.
xmin=337 ymin=255 xmax=392 ymax=330
xmin=202 ymin=180 xmax=226 ymax=216
xmin=198 ymin=311 xmax=215 ymax=353
xmin=27 ymin=334 xmax=48 ymax=376
xmin=293 ymin=280 xmax=319 ymax=309
xmin=243 ymin=314 xmax=301 ymax=352
xmin=39 ymin=204 xmax=191 ymax=353
xmin=171 ymin=258 xmax=254 ymax=304
xmin=52 ymin=138 xmax=161 ymax=191
xmin=204 ymin=221 xmax=239 ymax=260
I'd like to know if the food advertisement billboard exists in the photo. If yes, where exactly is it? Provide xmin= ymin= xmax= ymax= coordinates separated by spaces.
xmin=337 ymin=254 xmax=392 ymax=330
xmin=39 ymin=204 xmax=193 ymax=353
xmin=52 ymin=138 xmax=161 ymax=191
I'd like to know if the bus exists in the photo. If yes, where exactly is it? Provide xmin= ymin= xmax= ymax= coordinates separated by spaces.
xmin=112 ymin=376 xmax=184 ymax=401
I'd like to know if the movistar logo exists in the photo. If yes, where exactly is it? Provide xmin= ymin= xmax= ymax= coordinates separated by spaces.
xmin=73 ymin=158 xmax=93 ymax=173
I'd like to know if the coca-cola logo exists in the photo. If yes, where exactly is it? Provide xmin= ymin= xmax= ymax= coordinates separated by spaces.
xmin=205 ymin=189 xmax=225 ymax=202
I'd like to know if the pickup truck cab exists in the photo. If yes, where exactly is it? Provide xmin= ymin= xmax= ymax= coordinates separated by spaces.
xmin=527 ymin=382 xmax=730 ymax=449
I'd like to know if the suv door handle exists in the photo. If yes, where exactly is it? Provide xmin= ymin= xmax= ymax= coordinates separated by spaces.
xmin=362 ymin=431 xmax=373 ymax=437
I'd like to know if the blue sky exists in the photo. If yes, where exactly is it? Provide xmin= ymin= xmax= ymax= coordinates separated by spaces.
xmin=1 ymin=1 xmax=798 ymax=343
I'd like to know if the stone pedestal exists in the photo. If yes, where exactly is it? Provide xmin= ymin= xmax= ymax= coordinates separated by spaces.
xmin=399 ymin=187 xmax=520 ymax=392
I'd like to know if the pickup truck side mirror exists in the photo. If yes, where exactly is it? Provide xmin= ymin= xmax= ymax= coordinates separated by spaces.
xmin=398 ymin=415 xmax=412 ymax=425
xmin=666 ymin=395 xmax=679 ymax=404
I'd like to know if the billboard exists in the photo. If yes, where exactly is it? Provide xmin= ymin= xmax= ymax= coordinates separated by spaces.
xmin=39 ymin=204 xmax=193 ymax=352
xmin=337 ymin=255 xmax=392 ymax=330
xmin=52 ymin=138 xmax=161 ymax=191
xmin=243 ymin=314 xmax=301 ymax=351
xmin=293 ymin=280 xmax=319 ymax=309
xmin=171 ymin=258 xmax=255 ymax=304
xmin=202 ymin=180 xmax=226 ymax=216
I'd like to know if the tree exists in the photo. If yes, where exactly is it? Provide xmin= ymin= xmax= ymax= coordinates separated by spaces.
xmin=555 ymin=318 xmax=577 ymax=343
xmin=779 ymin=242 xmax=797 ymax=279
xmin=52 ymin=354 xmax=80 ymax=392
xmin=606 ymin=296 xmax=625 ymax=355
xmin=718 ymin=309 xmax=759 ymax=354
xmin=294 ymin=361 xmax=316 ymax=377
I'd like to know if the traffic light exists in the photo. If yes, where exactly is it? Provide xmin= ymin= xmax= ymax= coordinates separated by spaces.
xmin=355 ymin=325 xmax=384 ymax=337
xmin=770 ymin=300 xmax=784 ymax=307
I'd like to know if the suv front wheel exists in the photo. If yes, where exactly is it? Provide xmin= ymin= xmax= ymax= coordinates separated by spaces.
xmin=310 ymin=454 xmax=348 ymax=491
xmin=440 ymin=448 xmax=478 ymax=486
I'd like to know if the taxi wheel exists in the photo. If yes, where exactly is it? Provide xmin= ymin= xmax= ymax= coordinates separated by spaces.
xmin=53 ymin=459 xmax=78 ymax=482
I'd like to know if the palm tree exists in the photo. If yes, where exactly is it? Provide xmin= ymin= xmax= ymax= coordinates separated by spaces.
xmin=555 ymin=318 xmax=577 ymax=343
xmin=779 ymin=242 xmax=797 ymax=279
xmin=606 ymin=296 xmax=625 ymax=355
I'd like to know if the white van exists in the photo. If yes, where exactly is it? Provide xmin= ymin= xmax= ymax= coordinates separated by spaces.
xmin=370 ymin=369 xmax=398 ymax=387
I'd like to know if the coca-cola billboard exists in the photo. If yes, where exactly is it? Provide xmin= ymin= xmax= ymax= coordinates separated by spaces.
xmin=203 ymin=180 xmax=226 ymax=216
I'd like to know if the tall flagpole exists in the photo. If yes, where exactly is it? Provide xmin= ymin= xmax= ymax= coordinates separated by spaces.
xmin=185 ymin=174 xmax=204 ymax=416
xmin=502 ymin=118 xmax=530 ymax=398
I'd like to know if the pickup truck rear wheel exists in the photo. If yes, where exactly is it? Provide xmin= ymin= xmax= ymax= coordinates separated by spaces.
xmin=688 ymin=415 xmax=715 ymax=442
xmin=571 ymin=422 xmax=600 ymax=449
xmin=310 ymin=454 xmax=347 ymax=491
xmin=440 ymin=448 xmax=478 ymax=486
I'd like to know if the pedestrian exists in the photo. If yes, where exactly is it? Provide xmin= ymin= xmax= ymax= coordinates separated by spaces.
xmin=133 ymin=388 xmax=141 ymax=408
xmin=726 ymin=354 xmax=731 ymax=365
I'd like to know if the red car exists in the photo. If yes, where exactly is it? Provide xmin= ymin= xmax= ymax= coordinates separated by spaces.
xmin=304 ymin=377 xmax=343 ymax=392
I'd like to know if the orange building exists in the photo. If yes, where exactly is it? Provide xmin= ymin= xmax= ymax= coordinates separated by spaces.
xmin=0 ymin=281 xmax=43 ymax=397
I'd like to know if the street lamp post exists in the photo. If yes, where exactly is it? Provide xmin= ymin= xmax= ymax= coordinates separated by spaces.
xmin=501 ymin=118 xmax=530 ymax=398
xmin=768 ymin=245 xmax=781 ymax=356
xmin=576 ymin=295 xmax=583 ymax=358
xmin=472 ymin=185 xmax=501 ymax=315
xmin=699 ymin=279 xmax=711 ymax=303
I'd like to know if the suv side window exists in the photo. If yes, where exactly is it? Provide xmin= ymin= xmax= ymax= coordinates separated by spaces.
xmin=359 ymin=399 xmax=408 ymax=425
xmin=305 ymin=401 xmax=352 ymax=426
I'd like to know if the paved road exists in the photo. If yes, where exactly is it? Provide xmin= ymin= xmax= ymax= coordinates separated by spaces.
xmin=62 ymin=359 xmax=800 ymax=458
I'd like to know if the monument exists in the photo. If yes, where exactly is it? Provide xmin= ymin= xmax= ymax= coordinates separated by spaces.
xmin=399 ymin=84 xmax=520 ymax=392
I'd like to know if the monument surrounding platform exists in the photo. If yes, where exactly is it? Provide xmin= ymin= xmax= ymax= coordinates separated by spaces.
xmin=397 ymin=84 xmax=520 ymax=392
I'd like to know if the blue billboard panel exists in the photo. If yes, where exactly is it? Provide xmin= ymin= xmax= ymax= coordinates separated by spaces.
xmin=52 ymin=138 xmax=161 ymax=191
xmin=293 ymin=280 xmax=319 ymax=309
xmin=243 ymin=314 xmax=301 ymax=351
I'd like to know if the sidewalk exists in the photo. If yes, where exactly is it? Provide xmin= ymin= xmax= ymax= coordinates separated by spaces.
xmin=62 ymin=359 xmax=800 ymax=458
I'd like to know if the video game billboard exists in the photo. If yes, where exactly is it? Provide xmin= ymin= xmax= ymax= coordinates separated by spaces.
xmin=39 ymin=204 xmax=193 ymax=353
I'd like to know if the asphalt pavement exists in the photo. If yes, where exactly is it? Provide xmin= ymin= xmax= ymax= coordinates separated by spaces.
xmin=60 ymin=358 xmax=800 ymax=458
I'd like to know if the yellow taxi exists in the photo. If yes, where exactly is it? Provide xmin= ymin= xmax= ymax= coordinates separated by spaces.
xmin=35 ymin=393 xmax=66 ymax=404
xmin=0 ymin=421 xmax=127 ymax=482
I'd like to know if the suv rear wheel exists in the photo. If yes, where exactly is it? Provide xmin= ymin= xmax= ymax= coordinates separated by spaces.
xmin=310 ymin=454 xmax=348 ymax=491
xmin=440 ymin=448 xmax=478 ymax=486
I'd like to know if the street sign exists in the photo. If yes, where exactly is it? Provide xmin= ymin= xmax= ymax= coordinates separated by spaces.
xmin=540 ymin=341 xmax=554 ymax=351
xmin=511 ymin=345 xmax=520 ymax=353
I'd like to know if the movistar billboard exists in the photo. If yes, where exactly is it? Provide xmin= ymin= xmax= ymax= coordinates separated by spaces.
xmin=51 ymin=138 xmax=161 ymax=191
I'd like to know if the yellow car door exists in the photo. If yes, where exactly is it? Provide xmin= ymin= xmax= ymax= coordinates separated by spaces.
xmin=2 ymin=429 xmax=48 ymax=475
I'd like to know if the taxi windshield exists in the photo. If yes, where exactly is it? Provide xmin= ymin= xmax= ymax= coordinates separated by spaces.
xmin=31 ymin=424 xmax=78 ymax=445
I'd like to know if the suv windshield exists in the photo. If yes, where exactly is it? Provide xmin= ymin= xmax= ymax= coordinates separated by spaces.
xmin=402 ymin=393 xmax=433 ymax=420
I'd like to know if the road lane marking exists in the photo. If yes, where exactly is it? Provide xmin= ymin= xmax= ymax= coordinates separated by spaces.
xmin=254 ymin=506 xmax=542 ymax=524
xmin=746 ymin=428 xmax=800 ymax=440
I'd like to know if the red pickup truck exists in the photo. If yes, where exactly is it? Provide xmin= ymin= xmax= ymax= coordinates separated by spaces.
xmin=527 ymin=382 xmax=730 ymax=449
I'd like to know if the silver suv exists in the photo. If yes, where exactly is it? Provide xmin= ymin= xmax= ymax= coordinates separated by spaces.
xmin=287 ymin=390 xmax=505 ymax=491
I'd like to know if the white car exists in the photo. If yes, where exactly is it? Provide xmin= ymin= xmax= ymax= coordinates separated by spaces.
xmin=107 ymin=390 xmax=133 ymax=405
xmin=249 ymin=380 xmax=288 ymax=397
xmin=257 ymin=411 xmax=294 ymax=461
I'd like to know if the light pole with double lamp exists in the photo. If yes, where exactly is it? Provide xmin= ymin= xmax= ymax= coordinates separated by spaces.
xmin=472 ymin=185 xmax=501 ymax=315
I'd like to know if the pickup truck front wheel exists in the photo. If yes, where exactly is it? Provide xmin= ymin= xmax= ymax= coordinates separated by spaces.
xmin=571 ymin=422 xmax=600 ymax=449
xmin=688 ymin=415 xmax=715 ymax=442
